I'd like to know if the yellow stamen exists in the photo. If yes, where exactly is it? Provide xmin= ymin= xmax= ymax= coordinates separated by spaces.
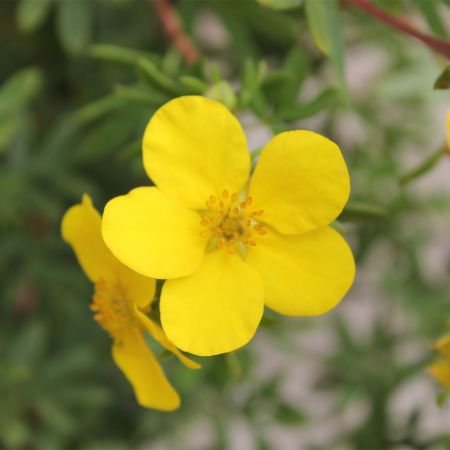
xmin=91 ymin=281 xmax=136 ymax=341
xmin=200 ymin=192 xmax=266 ymax=254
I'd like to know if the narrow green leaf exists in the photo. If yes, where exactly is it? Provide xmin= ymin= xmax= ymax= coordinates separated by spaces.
xmin=305 ymin=0 xmax=330 ymax=53
xmin=71 ymin=95 xmax=125 ymax=127
xmin=279 ymin=87 xmax=336 ymax=121
xmin=179 ymin=75 xmax=208 ymax=94
xmin=305 ymin=0 xmax=347 ymax=99
xmin=113 ymin=83 xmax=168 ymax=106
xmin=205 ymin=81 xmax=237 ymax=110
xmin=56 ymin=0 xmax=92 ymax=55
xmin=224 ymin=352 xmax=243 ymax=381
xmin=416 ymin=0 xmax=448 ymax=39
xmin=0 ymin=67 xmax=42 ymax=117
xmin=275 ymin=404 xmax=308 ymax=425
xmin=88 ymin=44 xmax=158 ymax=66
xmin=399 ymin=147 xmax=446 ymax=185
xmin=257 ymin=0 xmax=303 ymax=10
xmin=17 ymin=0 xmax=53 ymax=33
xmin=341 ymin=201 xmax=387 ymax=220
xmin=239 ymin=59 xmax=266 ymax=108
xmin=434 ymin=66 xmax=450 ymax=89
xmin=265 ymin=49 xmax=309 ymax=111
xmin=137 ymin=58 xmax=185 ymax=95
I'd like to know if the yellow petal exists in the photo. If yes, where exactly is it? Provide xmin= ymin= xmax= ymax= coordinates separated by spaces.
xmin=135 ymin=307 xmax=201 ymax=369
xmin=249 ymin=131 xmax=350 ymax=235
xmin=112 ymin=329 xmax=180 ymax=411
xmin=117 ymin=264 xmax=156 ymax=310
xmin=143 ymin=96 xmax=250 ymax=209
xmin=428 ymin=359 xmax=450 ymax=390
xmin=433 ymin=334 xmax=450 ymax=361
xmin=102 ymin=187 xmax=205 ymax=279
xmin=247 ymin=226 xmax=355 ymax=316
xmin=161 ymin=251 xmax=264 ymax=356
xmin=61 ymin=194 xmax=119 ymax=283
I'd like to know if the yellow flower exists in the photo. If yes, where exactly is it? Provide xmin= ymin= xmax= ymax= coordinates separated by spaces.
xmin=102 ymin=96 xmax=355 ymax=356
xmin=61 ymin=194 xmax=199 ymax=411
xmin=428 ymin=335 xmax=450 ymax=390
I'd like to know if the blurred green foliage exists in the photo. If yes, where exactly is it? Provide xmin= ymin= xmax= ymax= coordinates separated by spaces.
xmin=1 ymin=0 xmax=450 ymax=448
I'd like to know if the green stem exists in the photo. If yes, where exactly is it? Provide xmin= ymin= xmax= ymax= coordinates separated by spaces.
xmin=342 ymin=201 xmax=387 ymax=220
xmin=399 ymin=147 xmax=446 ymax=185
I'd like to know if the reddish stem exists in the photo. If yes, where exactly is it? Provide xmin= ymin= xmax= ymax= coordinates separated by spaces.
xmin=345 ymin=0 xmax=450 ymax=60
xmin=153 ymin=0 xmax=200 ymax=64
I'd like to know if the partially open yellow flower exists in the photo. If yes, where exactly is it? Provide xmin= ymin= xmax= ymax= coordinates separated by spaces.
xmin=62 ymin=194 xmax=199 ymax=410
xmin=428 ymin=335 xmax=450 ymax=390
xmin=102 ymin=96 xmax=355 ymax=356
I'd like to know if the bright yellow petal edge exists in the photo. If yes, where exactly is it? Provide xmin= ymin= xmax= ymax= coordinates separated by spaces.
xmin=427 ymin=334 xmax=450 ymax=392
xmin=61 ymin=194 xmax=200 ymax=410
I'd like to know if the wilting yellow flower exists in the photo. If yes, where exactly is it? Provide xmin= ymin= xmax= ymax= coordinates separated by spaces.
xmin=102 ymin=96 xmax=355 ymax=356
xmin=62 ymin=194 xmax=199 ymax=410
xmin=428 ymin=335 xmax=450 ymax=390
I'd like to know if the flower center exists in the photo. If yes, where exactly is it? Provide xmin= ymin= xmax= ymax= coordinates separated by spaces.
xmin=200 ymin=189 xmax=266 ymax=254
xmin=91 ymin=281 xmax=136 ymax=341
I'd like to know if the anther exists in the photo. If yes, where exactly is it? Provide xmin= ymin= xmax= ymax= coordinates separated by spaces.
xmin=222 ymin=190 xmax=229 ymax=199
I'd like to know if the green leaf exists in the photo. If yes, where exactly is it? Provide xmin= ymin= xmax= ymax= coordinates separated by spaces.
xmin=399 ymin=147 xmax=446 ymax=185
xmin=257 ymin=0 xmax=303 ymax=10
xmin=274 ymin=404 xmax=308 ymax=425
xmin=179 ymin=75 xmax=208 ymax=94
xmin=88 ymin=44 xmax=159 ymax=66
xmin=416 ymin=0 xmax=448 ymax=39
xmin=8 ymin=321 xmax=48 ymax=366
xmin=76 ymin=110 xmax=139 ymax=162
xmin=0 ymin=67 xmax=43 ymax=117
xmin=305 ymin=0 xmax=329 ymax=53
xmin=56 ymin=0 xmax=92 ymax=55
xmin=71 ymin=95 xmax=125 ymax=127
xmin=224 ymin=352 xmax=243 ymax=381
xmin=341 ymin=201 xmax=388 ymax=220
xmin=34 ymin=397 xmax=76 ymax=435
xmin=265 ymin=49 xmax=309 ymax=111
xmin=205 ymin=81 xmax=237 ymax=110
xmin=239 ymin=59 xmax=266 ymax=108
xmin=305 ymin=0 xmax=347 ymax=99
xmin=137 ymin=58 xmax=185 ymax=95
xmin=113 ymin=83 xmax=168 ymax=106
xmin=279 ymin=87 xmax=336 ymax=120
xmin=17 ymin=0 xmax=53 ymax=33
xmin=0 ymin=116 xmax=19 ymax=152
xmin=434 ymin=66 xmax=450 ymax=89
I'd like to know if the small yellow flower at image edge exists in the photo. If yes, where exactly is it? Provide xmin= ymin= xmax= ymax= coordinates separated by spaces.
xmin=428 ymin=335 xmax=450 ymax=391
xmin=61 ymin=194 xmax=200 ymax=411
xmin=102 ymin=96 xmax=356 ymax=357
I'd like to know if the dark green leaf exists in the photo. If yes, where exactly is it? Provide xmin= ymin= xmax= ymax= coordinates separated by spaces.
xmin=274 ymin=404 xmax=308 ymax=425
xmin=17 ymin=0 xmax=53 ymax=33
xmin=56 ymin=0 xmax=92 ymax=55
xmin=0 ymin=67 xmax=43 ymax=117
xmin=416 ymin=0 xmax=448 ymax=39
xmin=434 ymin=66 xmax=450 ymax=89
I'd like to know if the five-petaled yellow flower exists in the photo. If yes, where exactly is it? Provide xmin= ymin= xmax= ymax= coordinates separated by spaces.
xmin=428 ymin=334 xmax=450 ymax=390
xmin=62 ymin=194 xmax=199 ymax=410
xmin=102 ymin=96 xmax=355 ymax=356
